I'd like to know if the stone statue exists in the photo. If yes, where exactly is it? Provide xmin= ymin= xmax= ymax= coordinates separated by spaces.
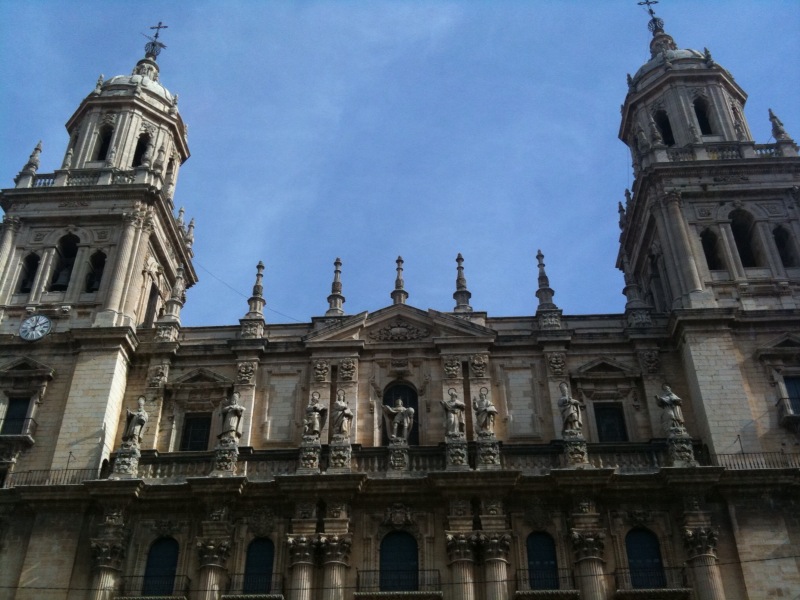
xmin=473 ymin=387 xmax=498 ymax=436
xmin=331 ymin=389 xmax=353 ymax=439
xmin=304 ymin=391 xmax=328 ymax=437
xmin=655 ymin=383 xmax=685 ymax=433
xmin=558 ymin=382 xmax=584 ymax=435
xmin=123 ymin=396 xmax=149 ymax=443
xmin=441 ymin=388 xmax=466 ymax=438
xmin=220 ymin=391 xmax=245 ymax=440
xmin=382 ymin=398 xmax=414 ymax=443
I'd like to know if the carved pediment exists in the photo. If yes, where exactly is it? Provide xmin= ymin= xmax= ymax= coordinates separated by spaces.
xmin=167 ymin=368 xmax=233 ymax=389
xmin=0 ymin=356 xmax=55 ymax=383
xmin=304 ymin=305 xmax=495 ymax=347
xmin=757 ymin=334 xmax=800 ymax=363
xmin=574 ymin=357 xmax=639 ymax=379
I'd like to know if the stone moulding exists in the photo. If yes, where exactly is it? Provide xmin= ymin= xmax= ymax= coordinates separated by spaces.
xmin=353 ymin=594 xmax=443 ymax=600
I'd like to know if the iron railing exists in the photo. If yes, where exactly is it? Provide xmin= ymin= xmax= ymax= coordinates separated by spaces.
xmin=4 ymin=468 xmax=98 ymax=488
xmin=615 ymin=567 xmax=687 ymax=590
xmin=117 ymin=574 xmax=190 ymax=597
xmin=0 ymin=417 xmax=37 ymax=437
xmin=227 ymin=572 xmax=283 ymax=595
xmin=516 ymin=567 xmax=575 ymax=591
xmin=356 ymin=570 xmax=440 ymax=593
xmin=713 ymin=452 xmax=800 ymax=469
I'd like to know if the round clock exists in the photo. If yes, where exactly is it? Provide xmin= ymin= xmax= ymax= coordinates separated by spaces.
xmin=19 ymin=315 xmax=52 ymax=341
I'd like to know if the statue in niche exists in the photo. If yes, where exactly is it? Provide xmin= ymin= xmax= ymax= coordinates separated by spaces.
xmin=473 ymin=387 xmax=498 ymax=436
xmin=304 ymin=391 xmax=328 ymax=437
xmin=558 ymin=382 xmax=584 ymax=435
xmin=441 ymin=388 xmax=466 ymax=438
xmin=655 ymin=383 xmax=685 ymax=433
xmin=122 ymin=396 xmax=149 ymax=444
xmin=220 ymin=391 xmax=245 ymax=440
xmin=331 ymin=389 xmax=353 ymax=440
xmin=382 ymin=397 xmax=414 ymax=443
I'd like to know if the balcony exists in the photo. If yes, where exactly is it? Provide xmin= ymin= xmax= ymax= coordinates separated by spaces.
xmin=354 ymin=570 xmax=443 ymax=599
xmin=3 ymin=467 xmax=98 ymax=488
xmin=614 ymin=568 xmax=691 ymax=599
xmin=777 ymin=396 xmax=800 ymax=431
xmin=515 ymin=568 xmax=579 ymax=599
xmin=221 ymin=573 xmax=284 ymax=599
xmin=115 ymin=575 xmax=190 ymax=599
xmin=713 ymin=451 xmax=800 ymax=470
xmin=0 ymin=417 xmax=37 ymax=446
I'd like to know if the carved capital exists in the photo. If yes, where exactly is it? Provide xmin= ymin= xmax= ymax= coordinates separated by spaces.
xmin=287 ymin=535 xmax=316 ymax=565
xmin=570 ymin=529 xmax=605 ymax=560
xmin=446 ymin=532 xmax=478 ymax=562
xmin=478 ymin=532 xmax=511 ymax=561
xmin=196 ymin=537 xmax=232 ymax=567
xmin=91 ymin=539 xmax=127 ymax=571
xmin=319 ymin=534 xmax=352 ymax=565
xmin=683 ymin=526 xmax=718 ymax=558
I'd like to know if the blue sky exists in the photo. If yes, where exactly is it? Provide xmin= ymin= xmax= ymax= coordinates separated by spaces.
xmin=1 ymin=1 xmax=798 ymax=327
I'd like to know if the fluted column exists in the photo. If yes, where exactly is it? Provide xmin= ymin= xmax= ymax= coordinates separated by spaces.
xmin=287 ymin=535 xmax=316 ymax=600
xmin=570 ymin=529 xmax=607 ymax=600
xmin=320 ymin=534 xmax=351 ymax=600
xmin=0 ymin=216 xmax=21 ymax=292
xmin=447 ymin=532 xmax=477 ymax=600
xmin=480 ymin=532 xmax=511 ymax=600
xmin=121 ymin=213 xmax=155 ymax=317
xmin=684 ymin=527 xmax=726 ymax=600
xmin=98 ymin=211 xmax=139 ymax=323
xmin=663 ymin=191 xmax=703 ymax=294
xmin=89 ymin=540 xmax=125 ymax=600
xmin=196 ymin=538 xmax=232 ymax=600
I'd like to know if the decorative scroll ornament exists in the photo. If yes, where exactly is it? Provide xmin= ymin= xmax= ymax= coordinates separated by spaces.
xmin=471 ymin=354 xmax=487 ymax=378
xmin=196 ymin=538 xmax=232 ymax=567
xmin=639 ymin=350 xmax=660 ymax=374
xmin=684 ymin=526 xmax=718 ymax=558
xmin=383 ymin=503 xmax=415 ymax=528
xmin=368 ymin=319 xmax=430 ymax=342
xmin=339 ymin=358 xmax=357 ymax=381
xmin=237 ymin=361 xmax=256 ymax=384
xmin=479 ymin=532 xmax=511 ymax=560
xmin=446 ymin=532 xmax=477 ymax=562
xmin=570 ymin=529 xmax=605 ymax=560
xmin=314 ymin=360 xmax=329 ymax=382
xmin=319 ymin=534 xmax=352 ymax=564
xmin=443 ymin=357 xmax=461 ymax=379
xmin=249 ymin=508 xmax=275 ymax=537
xmin=287 ymin=535 xmax=315 ymax=564
xmin=547 ymin=353 xmax=566 ymax=376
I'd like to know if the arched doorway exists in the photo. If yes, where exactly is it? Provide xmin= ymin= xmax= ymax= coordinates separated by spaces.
xmin=380 ymin=531 xmax=418 ymax=591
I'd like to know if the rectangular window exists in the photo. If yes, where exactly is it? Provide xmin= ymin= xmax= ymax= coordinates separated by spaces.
xmin=1 ymin=397 xmax=30 ymax=435
xmin=179 ymin=413 xmax=212 ymax=451
xmin=594 ymin=403 xmax=628 ymax=442
xmin=785 ymin=376 xmax=800 ymax=415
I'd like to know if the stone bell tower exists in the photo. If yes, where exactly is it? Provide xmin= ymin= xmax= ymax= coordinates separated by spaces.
xmin=617 ymin=8 xmax=800 ymax=314
xmin=0 ymin=27 xmax=196 ymax=331
xmin=616 ymin=7 xmax=800 ymax=456
xmin=0 ymin=28 xmax=197 ymax=470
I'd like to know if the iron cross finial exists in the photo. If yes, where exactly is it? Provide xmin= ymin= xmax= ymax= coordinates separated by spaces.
xmin=150 ymin=21 xmax=169 ymax=40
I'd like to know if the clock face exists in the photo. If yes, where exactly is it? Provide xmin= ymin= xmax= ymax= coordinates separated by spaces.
xmin=19 ymin=315 xmax=52 ymax=341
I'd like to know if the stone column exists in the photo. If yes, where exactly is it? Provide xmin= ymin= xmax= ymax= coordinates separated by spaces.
xmin=121 ymin=214 xmax=154 ymax=317
xmin=684 ymin=526 xmax=725 ymax=600
xmin=446 ymin=532 xmax=477 ymax=600
xmin=287 ymin=535 xmax=316 ymax=600
xmin=319 ymin=534 xmax=351 ymax=600
xmin=89 ymin=539 xmax=125 ymax=600
xmin=196 ymin=538 xmax=232 ymax=600
xmin=0 ymin=216 xmax=21 ymax=290
xmin=97 ymin=211 xmax=139 ymax=324
xmin=29 ymin=247 xmax=55 ymax=304
xmin=65 ymin=245 xmax=91 ymax=304
xmin=570 ymin=529 xmax=607 ymax=600
xmin=663 ymin=191 xmax=704 ymax=294
xmin=480 ymin=532 xmax=511 ymax=600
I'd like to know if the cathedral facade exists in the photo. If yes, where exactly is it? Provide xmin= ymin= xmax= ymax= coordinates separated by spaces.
xmin=0 ymin=11 xmax=799 ymax=600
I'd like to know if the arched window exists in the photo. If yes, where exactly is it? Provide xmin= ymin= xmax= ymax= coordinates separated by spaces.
xmin=142 ymin=537 xmax=179 ymax=596
xmin=774 ymin=226 xmax=799 ymax=268
xmin=49 ymin=234 xmax=80 ymax=292
xmin=16 ymin=253 xmax=40 ymax=294
xmin=626 ymin=529 xmax=666 ymax=589
xmin=85 ymin=250 xmax=106 ymax=292
xmin=132 ymin=133 xmax=151 ymax=167
xmin=729 ymin=210 xmax=762 ymax=268
xmin=693 ymin=97 xmax=713 ymax=135
xmin=380 ymin=531 xmax=418 ymax=591
xmin=527 ymin=532 xmax=559 ymax=590
xmin=94 ymin=125 xmax=113 ymax=162
xmin=653 ymin=110 xmax=675 ymax=146
xmin=243 ymin=538 xmax=275 ymax=594
xmin=382 ymin=383 xmax=419 ymax=445
xmin=700 ymin=229 xmax=724 ymax=271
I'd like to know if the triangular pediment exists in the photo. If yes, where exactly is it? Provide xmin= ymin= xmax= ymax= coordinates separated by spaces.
xmin=303 ymin=304 xmax=496 ymax=346
xmin=169 ymin=368 xmax=233 ymax=387
xmin=756 ymin=334 xmax=800 ymax=360
xmin=0 ymin=356 xmax=55 ymax=380
xmin=574 ymin=357 xmax=639 ymax=379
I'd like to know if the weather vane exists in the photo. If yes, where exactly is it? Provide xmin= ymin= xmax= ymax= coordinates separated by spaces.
xmin=638 ymin=0 xmax=664 ymax=33
xmin=142 ymin=21 xmax=168 ymax=58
